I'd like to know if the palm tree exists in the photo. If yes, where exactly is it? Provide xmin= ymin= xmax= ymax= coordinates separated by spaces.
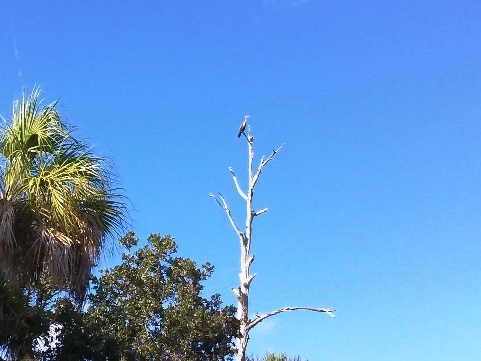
xmin=0 ymin=87 xmax=126 ymax=301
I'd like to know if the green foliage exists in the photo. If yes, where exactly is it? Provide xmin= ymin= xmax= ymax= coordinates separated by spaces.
xmin=0 ymin=273 xmax=50 ymax=360
xmin=246 ymin=353 xmax=308 ymax=361
xmin=40 ymin=232 xmax=239 ymax=361
xmin=0 ymin=87 xmax=126 ymax=301
xmin=37 ymin=297 xmax=118 ymax=361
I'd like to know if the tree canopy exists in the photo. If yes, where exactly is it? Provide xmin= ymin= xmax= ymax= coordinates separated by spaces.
xmin=38 ymin=232 xmax=239 ymax=361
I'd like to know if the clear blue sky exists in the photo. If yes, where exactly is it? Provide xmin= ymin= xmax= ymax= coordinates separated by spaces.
xmin=2 ymin=1 xmax=481 ymax=360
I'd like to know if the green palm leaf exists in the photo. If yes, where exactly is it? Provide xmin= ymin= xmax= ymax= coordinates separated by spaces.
xmin=0 ymin=87 xmax=127 ymax=300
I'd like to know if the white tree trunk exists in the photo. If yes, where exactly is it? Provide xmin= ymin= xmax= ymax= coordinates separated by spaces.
xmin=211 ymin=120 xmax=334 ymax=361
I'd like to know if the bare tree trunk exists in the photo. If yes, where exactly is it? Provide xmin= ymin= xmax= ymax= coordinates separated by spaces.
xmin=211 ymin=118 xmax=335 ymax=361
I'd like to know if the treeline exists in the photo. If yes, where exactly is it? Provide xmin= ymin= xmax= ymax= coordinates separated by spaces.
xmin=2 ymin=232 xmax=238 ymax=360
xmin=0 ymin=89 xmax=307 ymax=361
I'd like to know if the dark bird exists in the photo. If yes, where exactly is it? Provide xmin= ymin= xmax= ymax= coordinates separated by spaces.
xmin=237 ymin=116 xmax=249 ymax=138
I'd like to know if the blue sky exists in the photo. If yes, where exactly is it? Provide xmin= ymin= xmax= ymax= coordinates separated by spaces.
xmin=2 ymin=1 xmax=481 ymax=359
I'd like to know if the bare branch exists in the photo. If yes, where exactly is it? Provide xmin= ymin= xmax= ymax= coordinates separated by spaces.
xmin=209 ymin=193 xmax=224 ymax=209
xmin=261 ymin=144 xmax=286 ymax=167
xmin=210 ymin=193 xmax=243 ymax=236
xmin=246 ymin=306 xmax=336 ymax=331
xmin=247 ymin=254 xmax=255 ymax=267
xmin=229 ymin=167 xmax=248 ymax=201
xmin=251 ymin=143 xmax=285 ymax=188
xmin=246 ymin=124 xmax=254 ymax=144
xmin=244 ymin=273 xmax=256 ymax=288
xmin=252 ymin=208 xmax=268 ymax=217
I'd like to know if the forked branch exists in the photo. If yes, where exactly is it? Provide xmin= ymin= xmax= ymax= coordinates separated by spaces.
xmin=251 ymin=143 xmax=285 ymax=188
xmin=209 ymin=193 xmax=243 ymax=237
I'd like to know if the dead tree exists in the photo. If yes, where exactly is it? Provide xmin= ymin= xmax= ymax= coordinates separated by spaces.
xmin=210 ymin=117 xmax=335 ymax=361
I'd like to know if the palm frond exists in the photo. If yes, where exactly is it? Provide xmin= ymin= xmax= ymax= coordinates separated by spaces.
xmin=0 ymin=198 xmax=15 ymax=263
xmin=1 ymin=87 xmax=67 ymax=161
xmin=0 ymin=87 xmax=127 ymax=300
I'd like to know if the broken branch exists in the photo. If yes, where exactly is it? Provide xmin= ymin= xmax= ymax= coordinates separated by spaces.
xmin=252 ymin=208 xmax=268 ymax=217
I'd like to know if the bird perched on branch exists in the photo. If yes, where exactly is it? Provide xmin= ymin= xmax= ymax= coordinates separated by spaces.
xmin=237 ymin=115 xmax=249 ymax=138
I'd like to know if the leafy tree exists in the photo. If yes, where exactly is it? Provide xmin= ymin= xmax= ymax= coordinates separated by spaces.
xmin=0 ymin=88 xmax=126 ymax=301
xmin=41 ymin=232 xmax=239 ymax=361
xmin=36 ymin=296 xmax=117 ymax=361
